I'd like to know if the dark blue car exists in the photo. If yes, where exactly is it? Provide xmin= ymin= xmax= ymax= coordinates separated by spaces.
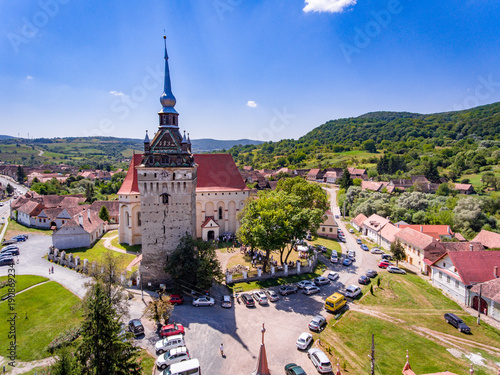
xmin=343 ymin=258 xmax=352 ymax=266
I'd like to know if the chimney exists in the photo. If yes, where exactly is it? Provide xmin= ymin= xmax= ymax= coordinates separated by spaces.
xmin=495 ymin=266 xmax=498 ymax=278
xmin=78 ymin=214 xmax=83 ymax=227
xmin=470 ymin=243 xmax=473 ymax=251
xmin=87 ymin=208 xmax=91 ymax=221
xmin=420 ymin=226 xmax=423 ymax=232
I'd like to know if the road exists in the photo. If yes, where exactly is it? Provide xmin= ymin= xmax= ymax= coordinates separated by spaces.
xmin=0 ymin=184 xmax=384 ymax=374
xmin=0 ymin=175 xmax=28 ymax=227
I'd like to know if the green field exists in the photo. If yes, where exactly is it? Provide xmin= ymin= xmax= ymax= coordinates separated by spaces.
xmin=319 ymin=272 xmax=500 ymax=374
xmin=5 ymin=218 xmax=52 ymax=239
xmin=309 ymin=236 xmax=342 ymax=257
xmin=110 ymin=236 xmax=142 ymax=254
xmin=0 ymin=281 xmax=82 ymax=362
xmin=0 ymin=275 xmax=49 ymax=294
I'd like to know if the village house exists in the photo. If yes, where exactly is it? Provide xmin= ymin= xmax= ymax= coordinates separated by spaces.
xmin=350 ymin=213 xmax=367 ymax=232
xmin=395 ymin=224 xmax=457 ymax=241
xmin=318 ymin=210 xmax=338 ymax=239
xmin=394 ymin=227 xmax=437 ymax=273
xmin=453 ymin=183 xmax=475 ymax=195
xmin=52 ymin=207 xmax=105 ymax=250
xmin=469 ymin=277 xmax=500 ymax=321
xmin=431 ymin=250 xmax=500 ymax=306
xmin=361 ymin=214 xmax=391 ymax=243
xmin=379 ymin=222 xmax=401 ymax=250
xmin=361 ymin=180 xmax=387 ymax=192
xmin=472 ymin=229 xmax=500 ymax=249
xmin=347 ymin=167 xmax=367 ymax=180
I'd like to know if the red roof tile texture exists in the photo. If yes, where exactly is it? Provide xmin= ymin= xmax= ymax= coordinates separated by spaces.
xmin=395 ymin=227 xmax=436 ymax=250
xmin=473 ymin=230 xmax=500 ymax=249
xmin=446 ymin=251 xmax=500 ymax=285
xmin=117 ymin=154 xmax=142 ymax=195
xmin=194 ymin=154 xmax=249 ymax=191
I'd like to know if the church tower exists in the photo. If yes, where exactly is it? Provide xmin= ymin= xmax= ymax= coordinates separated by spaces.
xmin=137 ymin=36 xmax=197 ymax=287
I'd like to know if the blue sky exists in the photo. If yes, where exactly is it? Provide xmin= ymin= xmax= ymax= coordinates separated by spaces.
xmin=1 ymin=0 xmax=499 ymax=142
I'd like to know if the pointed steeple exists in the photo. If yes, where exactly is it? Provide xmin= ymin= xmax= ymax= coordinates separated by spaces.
xmin=182 ymin=131 xmax=187 ymax=144
xmin=252 ymin=323 xmax=271 ymax=375
xmin=159 ymin=35 xmax=177 ymax=113
xmin=187 ymin=133 xmax=191 ymax=145
xmin=144 ymin=130 xmax=150 ymax=143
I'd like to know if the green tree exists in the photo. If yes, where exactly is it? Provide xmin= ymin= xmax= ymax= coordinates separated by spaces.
xmin=390 ymin=240 xmax=406 ymax=267
xmin=6 ymin=183 xmax=14 ymax=195
xmin=423 ymin=161 xmax=440 ymax=183
xmin=85 ymin=184 xmax=95 ymax=203
xmin=165 ymin=235 xmax=224 ymax=292
xmin=436 ymin=182 xmax=451 ymax=196
xmin=98 ymin=205 xmax=110 ymax=222
xmin=16 ymin=165 xmax=25 ymax=183
xmin=77 ymin=282 xmax=141 ymax=375
xmin=144 ymin=292 xmax=174 ymax=326
xmin=50 ymin=347 xmax=80 ymax=375
xmin=362 ymin=139 xmax=377 ymax=153
xmin=337 ymin=168 xmax=353 ymax=190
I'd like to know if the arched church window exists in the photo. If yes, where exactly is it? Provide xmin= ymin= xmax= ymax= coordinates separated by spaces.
xmin=125 ymin=212 xmax=130 ymax=227
xmin=218 ymin=207 xmax=223 ymax=220
xmin=137 ymin=212 xmax=141 ymax=227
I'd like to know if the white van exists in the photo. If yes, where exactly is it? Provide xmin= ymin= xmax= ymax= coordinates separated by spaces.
xmin=155 ymin=334 xmax=185 ymax=354
xmin=163 ymin=358 xmax=200 ymax=375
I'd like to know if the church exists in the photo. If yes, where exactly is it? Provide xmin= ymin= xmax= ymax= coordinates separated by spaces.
xmin=117 ymin=36 xmax=249 ymax=286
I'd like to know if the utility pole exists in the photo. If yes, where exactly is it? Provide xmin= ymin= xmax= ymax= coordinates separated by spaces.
xmin=370 ymin=334 xmax=375 ymax=375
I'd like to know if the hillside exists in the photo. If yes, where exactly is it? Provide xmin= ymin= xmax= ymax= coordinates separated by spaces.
xmin=191 ymin=138 xmax=263 ymax=152
xmin=301 ymin=102 xmax=500 ymax=145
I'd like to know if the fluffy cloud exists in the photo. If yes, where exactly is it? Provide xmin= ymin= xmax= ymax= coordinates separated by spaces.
xmin=246 ymin=100 xmax=258 ymax=108
xmin=109 ymin=90 xmax=125 ymax=96
xmin=303 ymin=0 xmax=357 ymax=13
xmin=26 ymin=75 xmax=33 ymax=80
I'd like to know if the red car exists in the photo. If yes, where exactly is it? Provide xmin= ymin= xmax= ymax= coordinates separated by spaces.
xmin=378 ymin=261 xmax=392 ymax=269
xmin=169 ymin=294 xmax=184 ymax=305
xmin=160 ymin=323 xmax=185 ymax=338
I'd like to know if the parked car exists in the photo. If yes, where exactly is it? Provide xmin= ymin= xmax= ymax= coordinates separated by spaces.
xmin=360 ymin=244 xmax=369 ymax=251
xmin=160 ymin=323 xmax=185 ymax=338
xmin=356 ymin=238 xmax=362 ymax=244
xmin=378 ymin=260 xmax=392 ymax=269
xmin=252 ymin=291 xmax=269 ymax=305
xmin=344 ymin=285 xmax=362 ymax=298
xmin=221 ymin=295 xmax=232 ymax=308
xmin=128 ymin=319 xmax=144 ymax=336
xmin=1 ymin=245 xmax=19 ymax=252
xmin=297 ymin=280 xmax=315 ymax=289
xmin=339 ymin=236 xmax=346 ymax=243
xmin=366 ymin=269 xmax=378 ymax=278
xmin=335 ymin=214 xmax=339 ymax=219
xmin=306 ymin=233 xmax=312 ymax=240
xmin=0 ymin=258 xmax=14 ymax=266
xmin=11 ymin=235 xmax=26 ymax=242
xmin=330 ymin=253 xmax=338 ymax=263
xmin=308 ymin=315 xmax=327 ymax=332
xmin=240 ymin=293 xmax=255 ymax=307
xmin=169 ymin=294 xmax=184 ymax=305
xmin=314 ymin=276 xmax=330 ymax=286
xmin=327 ymin=271 xmax=339 ymax=281
xmin=358 ymin=275 xmax=371 ymax=285
xmin=264 ymin=289 xmax=279 ymax=302
xmin=349 ymin=228 xmax=354 ymax=233
xmin=387 ymin=266 xmax=406 ymax=274
xmin=192 ymin=296 xmax=215 ymax=307
xmin=342 ymin=258 xmax=352 ymax=266
xmin=348 ymin=250 xmax=356 ymax=259
xmin=303 ymin=285 xmax=320 ymax=295
xmin=0 ymin=254 xmax=13 ymax=262
xmin=381 ymin=254 xmax=393 ymax=261
xmin=279 ymin=285 xmax=298 ymax=296
xmin=156 ymin=346 xmax=190 ymax=370
xmin=155 ymin=334 xmax=185 ymax=354
xmin=285 ymin=363 xmax=307 ymax=375
xmin=1 ymin=240 xmax=16 ymax=246
xmin=296 ymin=332 xmax=313 ymax=350
xmin=308 ymin=348 xmax=333 ymax=373
xmin=315 ymin=245 xmax=327 ymax=253
xmin=1 ymin=248 xmax=19 ymax=256
xmin=444 ymin=313 xmax=471 ymax=333
xmin=371 ymin=248 xmax=384 ymax=254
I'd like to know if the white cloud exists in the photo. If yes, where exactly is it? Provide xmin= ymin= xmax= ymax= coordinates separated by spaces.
xmin=246 ymin=100 xmax=257 ymax=108
xmin=109 ymin=90 xmax=125 ymax=96
xmin=303 ymin=0 xmax=357 ymax=13
xmin=26 ymin=75 xmax=33 ymax=80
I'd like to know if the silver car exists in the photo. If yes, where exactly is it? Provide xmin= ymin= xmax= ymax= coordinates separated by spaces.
xmin=252 ymin=291 xmax=269 ymax=305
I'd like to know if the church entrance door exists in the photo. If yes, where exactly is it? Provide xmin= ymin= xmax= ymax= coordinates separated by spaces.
xmin=207 ymin=230 xmax=215 ymax=241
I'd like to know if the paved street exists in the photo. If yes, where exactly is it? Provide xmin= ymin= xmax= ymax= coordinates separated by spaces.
xmin=0 ymin=184 xmax=386 ymax=374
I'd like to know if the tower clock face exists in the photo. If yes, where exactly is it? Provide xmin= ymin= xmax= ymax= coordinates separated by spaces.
xmin=159 ymin=171 xmax=170 ymax=180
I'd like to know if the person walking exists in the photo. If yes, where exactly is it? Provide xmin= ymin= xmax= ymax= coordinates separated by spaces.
xmin=220 ymin=343 xmax=224 ymax=356
xmin=51 ymin=266 xmax=54 ymax=274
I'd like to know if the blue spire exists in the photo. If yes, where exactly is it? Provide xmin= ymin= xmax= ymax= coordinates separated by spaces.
xmin=159 ymin=35 xmax=177 ymax=113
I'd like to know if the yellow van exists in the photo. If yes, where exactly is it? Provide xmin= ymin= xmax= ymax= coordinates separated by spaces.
xmin=325 ymin=292 xmax=346 ymax=313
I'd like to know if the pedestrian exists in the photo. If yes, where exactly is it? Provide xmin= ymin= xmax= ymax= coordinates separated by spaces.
xmin=220 ymin=343 xmax=224 ymax=356
xmin=51 ymin=266 xmax=54 ymax=274
xmin=49 ymin=267 xmax=51 ymax=275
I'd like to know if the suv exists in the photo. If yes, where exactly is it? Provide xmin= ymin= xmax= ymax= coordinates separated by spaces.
xmin=444 ymin=313 xmax=471 ymax=333
xmin=348 ymin=250 xmax=356 ymax=259
xmin=252 ymin=291 xmax=269 ymax=305
xmin=308 ymin=315 xmax=327 ymax=332
xmin=279 ymin=285 xmax=298 ymax=296
xmin=344 ymin=285 xmax=361 ymax=298
xmin=314 ymin=276 xmax=330 ymax=286
xmin=330 ymin=253 xmax=338 ymax=263
xmin=156 ymin=346 xmax=190 ymax=370
xmin=128 ymin=319 xmax=144 ymax=336
xmin=155 ymin=334 xmax=185 ymax=354
xmin=308 ymin=348 xmax=332 ymax=373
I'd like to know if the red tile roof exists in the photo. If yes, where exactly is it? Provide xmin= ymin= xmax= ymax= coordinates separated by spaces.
xmin=396 ymin=224 xmax=453 ymax=240
xmin=424 ymin=241 xmax=484 ymax=263
xmin=201 ymin=216 xmax=219 ymax=228
xmin=363 ymin=214 xmax=390 ymax=232
xmin=395 ymin=227 xmax=436 ymax=250
xmin=437 ymin=251 xmax=500 ymax=285
xmin=118 ymin=154 xmax=142 ymax=195
xmin=194 ymin=154 xmax=249 ymax=192
xmin=18 ymin=201 xmax=43 ymax=216
xmin=352 ymin=214 xmax=367 ymax=227
xmin=472 ymin=230 xmax=500 ymax=249
xmin=471 ymin=277 xmax=500 ymax=303
xmin=380 ymin=223 xmax=401 ymax=243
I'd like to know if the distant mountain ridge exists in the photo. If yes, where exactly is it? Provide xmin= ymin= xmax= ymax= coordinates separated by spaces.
xmin=190 ymin=138 xmax=263 ymax=152
xmin=0 ymin=135 xmax=14 ymax=140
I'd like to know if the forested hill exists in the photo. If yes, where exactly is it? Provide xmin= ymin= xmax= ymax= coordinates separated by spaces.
xmin=300 ymin=102 xmax=500 ymax=146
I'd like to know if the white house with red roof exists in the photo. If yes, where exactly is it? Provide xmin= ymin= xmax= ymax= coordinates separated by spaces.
xmin=318 ymin=210 xmax=338 ymax=239
xmin=431 ymin=250 xmax=500 ymax=305
xmin=52 ymin=208 xmax=105 ymax=250
xmin=350 ymin=213 xmax=367 ymax=232
xmin=361 ymin=214 xmax=391 ymax=243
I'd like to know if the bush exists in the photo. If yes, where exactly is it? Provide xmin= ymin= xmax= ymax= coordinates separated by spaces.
xmin=47 ymin=325 xmax=82 ymax=352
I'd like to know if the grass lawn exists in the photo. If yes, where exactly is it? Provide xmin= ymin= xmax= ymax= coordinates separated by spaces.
xmin=226 ymin=248 xmax=303 ymax=271
xmin=227 ymin=261 xmax=328 ymax=293
xmin=64 ymin=239 xmax=136 ymax=272
xmin=319 ymin=272 xmax=500 ymax=374
xmin=110 ymin=236 xmax=142 ymax=254
xmin=0 ymin=275 xmax=49 ymax=294
xmin=309 ymin=237 xmax=341 ymax=257
xmin=138 ymin=349 xmax=155 ymax=375
xmin=5 ymin=218 xmax=52 ymax=239
xmin=0 ymin=281 xmax=82 ymax=362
